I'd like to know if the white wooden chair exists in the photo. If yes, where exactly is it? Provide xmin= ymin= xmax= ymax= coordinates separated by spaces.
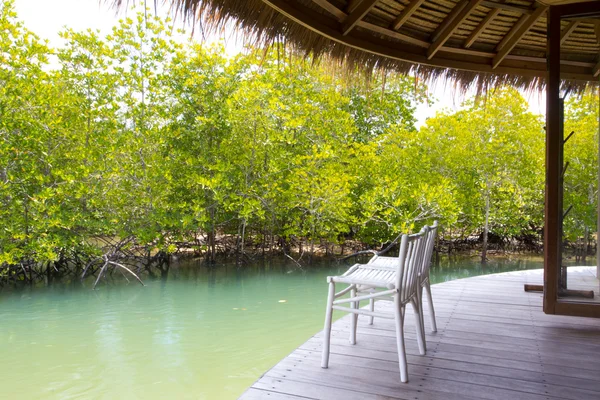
xmin=320 ymin=230 xmax=427 ymax=383
xmin=365 ymin=222 xmax=439 ymax=350
xmin=418 ymin=221 xmax=439 ymax=336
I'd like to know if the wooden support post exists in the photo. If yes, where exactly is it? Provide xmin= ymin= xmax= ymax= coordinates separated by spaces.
xmin=544 ymin=6 xmax=561 ymax=315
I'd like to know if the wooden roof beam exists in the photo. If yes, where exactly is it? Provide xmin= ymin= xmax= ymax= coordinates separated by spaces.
xmin=464 ymin=8 xmax=500 ymax=48
xmin=560 ymin=20 xmax=579 ymax=45
xmin=391 ymin=0 xmax=426 ymax=31
xmin=492 ymin=5 xmax=548 ymax=69
xmin=495 ymin=14 xmax=529 ymax=52
xmin=593 ymin=21 xmax=600 ymax=78
xmin=312 ymin=0 xmax=345 ymax=21
xmin=261 ymin=0 xmax=593 ymax=82
xmin=480 ymin=0 xmax=533 ymax=15
xmin=593 ymin=59 xmax=600 ymax=78
xmin=430 ymin=0 xmax=469 ymax=44
xmin=342 ymin=0 xmax=379 ymax=35
xmin=594 ymin=20 xmax=600 ymax=44
xmin=347 ymin=0 xmax=363 ymax=13
xmin=428 ymin=0 xmax=483 ymax=59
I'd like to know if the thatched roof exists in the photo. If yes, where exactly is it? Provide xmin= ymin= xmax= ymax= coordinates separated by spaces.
xmin=117 ymin=1 xmax=600 ymax=91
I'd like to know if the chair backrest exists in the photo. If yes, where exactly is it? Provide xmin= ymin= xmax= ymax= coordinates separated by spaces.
xmin=419 ymin=221 xmax=439 ymax=281
xmin=395 ymin=228 xmax=427 ymax=303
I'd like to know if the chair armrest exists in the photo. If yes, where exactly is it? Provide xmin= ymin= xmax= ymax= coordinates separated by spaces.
xmin=328 ymin=275 xmax=396 ymax=290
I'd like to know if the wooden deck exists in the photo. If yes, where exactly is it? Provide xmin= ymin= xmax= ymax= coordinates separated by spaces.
xmin=239 ymin=267 xmax=600 ymax=400
xmin=562 ymin=266 xmax=600 ymax=304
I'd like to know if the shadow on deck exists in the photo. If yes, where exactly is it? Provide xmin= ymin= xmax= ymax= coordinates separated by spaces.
xmin=239 ymin=267 xmax=600 ymax=400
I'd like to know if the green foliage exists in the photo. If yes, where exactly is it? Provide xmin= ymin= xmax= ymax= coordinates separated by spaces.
xmin=1 ymin=0 xmax=599 ymax=272
xmin=417 ymin=88 xmax=545 ymax=239
xmin=224 ymin=53 xmax=357 ymax=243
xmin=0 ymin=0 xmax=81 ymax=264
xmin=563 ymin=91 xmax=599 ymax=240
xmin=341 ymin=71 xmax=426 ymax=142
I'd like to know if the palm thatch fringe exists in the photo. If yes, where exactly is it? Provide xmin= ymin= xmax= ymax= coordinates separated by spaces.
xmin=108 ymin=0 xmax=597 ymax=94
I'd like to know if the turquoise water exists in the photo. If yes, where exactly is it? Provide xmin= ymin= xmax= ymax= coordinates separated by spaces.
xmin=0 ymin=255 xmax=575 ymax=399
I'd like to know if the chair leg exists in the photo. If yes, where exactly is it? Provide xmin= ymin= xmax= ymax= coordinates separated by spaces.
xmin=321 ymin=281 xmax=335 ymax=368
xmin=350 ymin=287 xmax=358 ymax=345
xmin=425 ymin=280 xmax=437 ymax=333
xmin=393 ymin=295 xmax=408 ymax=383
xmin=368 ymin=298 xmax=374 ymax=325
xmin=417 ymin=285 xmax=426 ymax=352
xmin=411 ymin=298 xmax=426 ymax=356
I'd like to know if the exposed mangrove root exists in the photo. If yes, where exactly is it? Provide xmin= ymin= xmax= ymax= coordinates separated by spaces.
xmin=1 ymin=226 xmax=596 ymax=290
xmin=284 ymin=250 xmax=305 ymax=270
xmin=90 ymin=257 xmax=145 ymax=289
xmin=81 ymin=237 xmax=146 ymax=289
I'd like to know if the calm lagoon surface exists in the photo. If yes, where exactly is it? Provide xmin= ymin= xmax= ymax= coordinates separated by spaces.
xmin=0 ymin=255 xmax=587 ymax=399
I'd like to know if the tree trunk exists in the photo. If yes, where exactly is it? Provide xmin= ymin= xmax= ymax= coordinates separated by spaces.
xmin=208 ymin=207 xmax=216 ymax=264
xmin=482 ymin=180 xmax=490 ymax=263
xmin=583 ymin=226 xmax=589 ymax=262
xmin=241 ymin=218 xmax=246 ymax=256
xmin=270 ymin=215 xmax=275 ymax=254
xmin=262 ymin=226 xmax=266 ymax=257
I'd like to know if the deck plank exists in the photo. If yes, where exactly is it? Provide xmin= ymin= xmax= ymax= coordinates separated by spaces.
xmin=239 ymin=267 xmax=600 ymax=399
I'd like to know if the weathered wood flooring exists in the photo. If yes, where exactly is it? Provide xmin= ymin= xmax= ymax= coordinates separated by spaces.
xmin=239 ymin=267 xmax=600 ymax=400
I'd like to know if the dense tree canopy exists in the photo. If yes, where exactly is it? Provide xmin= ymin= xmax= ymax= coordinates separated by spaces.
xmin=1 ymin=1 xmax=599 ymax=282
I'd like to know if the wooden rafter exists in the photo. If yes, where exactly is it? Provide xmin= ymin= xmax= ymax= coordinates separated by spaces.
xmin=342 ymin=0 xmax=379 ymax=35
xmin=430 ymin=0 xmax=469 ymax=44
xmin=594 ymin=19 xmax=600 ymax=44
xmin=560 ymin=20 xmax=579 ymax=45
xmin=258 ymin=0 xmax=594 ymax=82
xmin=311 ymin=0 xmax=345 ymax=21
xmin=465 ymin=8 xmax=500 ymax=48
xmin=362 ymin=20 xmax=430 ymax=47
xmin=480 ymin=0 xmax=533 ymax=14
xmin=593 ymin=59 xmax=600 ymax=77
xmin=492 ymin=6 xmax=548 ymax=69
xmin=309 ymin=0 xmax=596 ymax=75
xmin=428 ymin=0 xmax=483 ymax=59
xmin=496 ymin=14 xmax=529 ymax=52
xmin=346 ymin=0 xmax=363 ymax=13
xmin=391 ymin=0 xmax=426 ymax=31
xmin=593 ymin=20 xmax=600 ymax=77
xmin=138 ymin=0 xmax=600 ymax=86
